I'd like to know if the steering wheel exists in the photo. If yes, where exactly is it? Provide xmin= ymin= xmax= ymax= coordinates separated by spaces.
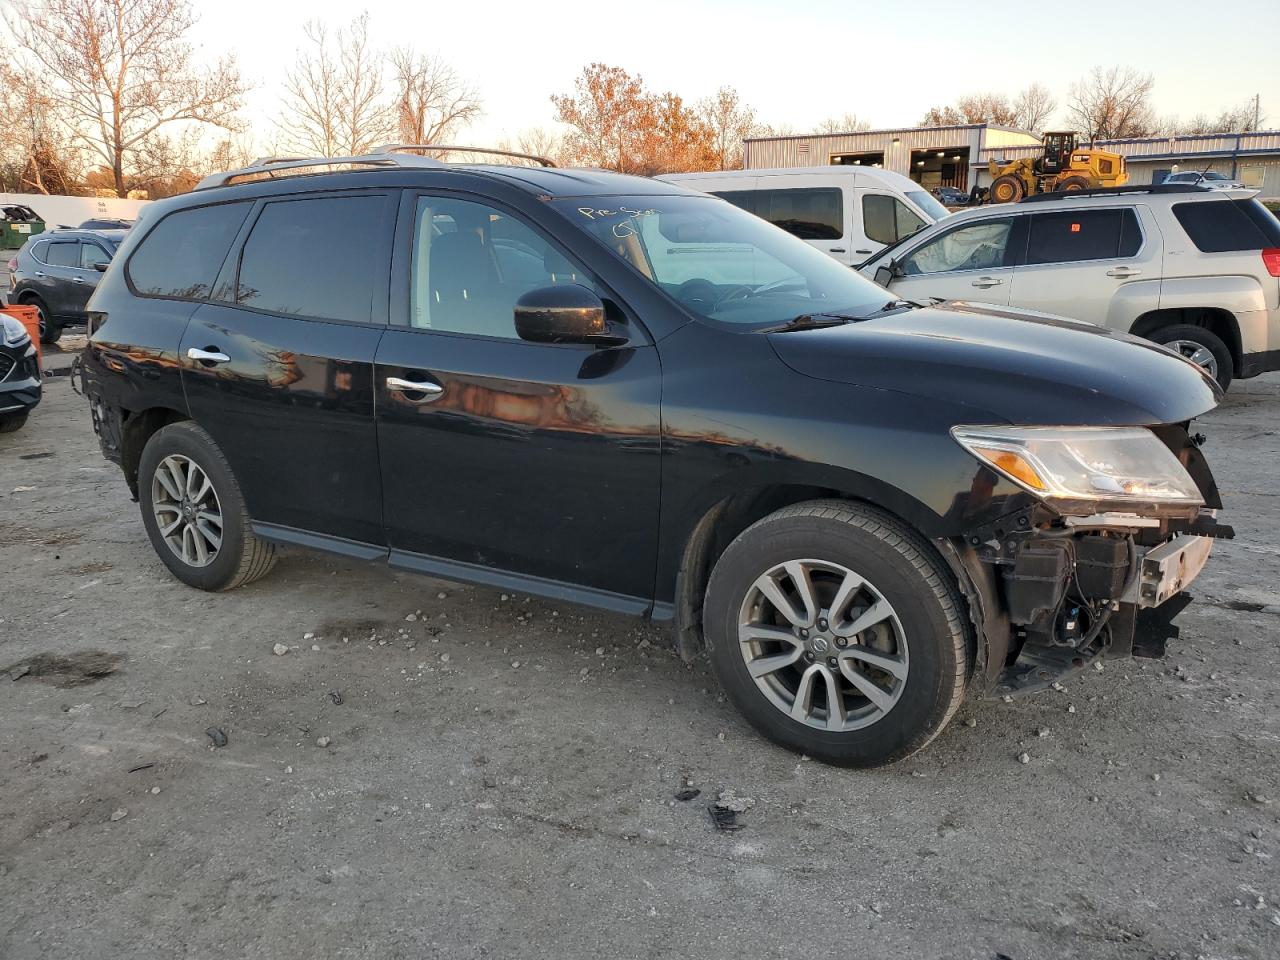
xmin=675 ymin=278 xmax=723 ymax=308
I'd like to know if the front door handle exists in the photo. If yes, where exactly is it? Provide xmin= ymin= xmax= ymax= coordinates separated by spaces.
xmin=386 ymin=375 xmax=444 ymax=403
xmin=186 ymin=346 xmax=230 ymax=365
xmin=1106 ymin=266 xmax=1141 ymax=278
xmin=34 ymin=271 xmax=45 ymax=278
xmin=828 ymin=247 xmax=847 ymax=253
xmin=971 ymin=276 xmax=1004 ymax=288
xmin=71 ymin=276 xmax=85 ymax=283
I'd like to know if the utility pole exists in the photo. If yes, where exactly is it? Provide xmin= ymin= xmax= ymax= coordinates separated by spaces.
xmin=1253 ymin=94 xmax=1261 ymax=131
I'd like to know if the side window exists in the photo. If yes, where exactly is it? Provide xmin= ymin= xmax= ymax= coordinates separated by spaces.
xmin=81 ymin=243 xmax=111 ymax=269
xmin=30 ymin=240 xmax=49 ymax=263
xmin=1173 ymin=199 xmax=1280 ymax=252
xmin=712 ymin=190 xmax=756 ymax=214
xmin=755 ymin=188 xmax=843 ymax=240
xmin=128 ymin=202 xmax=251 ymax=299
xmin=410 ymin=196 xmax=595 ymax=339
xmin=236 ymin=195 xmax=385 ymax=322
xmin=45 ymin=242 xmax=80 ymax=267
xmin=863 ymin=194 xmax=925 ymax=246
xmin=902 ymin=220 xmax=1013 ymax=276
xmin=1025 ymin=209 xmax=1131 ymax=265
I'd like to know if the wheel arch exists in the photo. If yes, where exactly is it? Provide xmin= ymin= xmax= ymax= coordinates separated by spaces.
xmin=1129 ymin=306 xmax=1242 ymax=374
xmin=120 ymin=405 xmax=190 ymax=498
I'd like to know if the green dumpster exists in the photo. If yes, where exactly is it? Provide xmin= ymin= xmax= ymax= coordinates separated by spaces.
xmin=1 ymin=204 xmax=45 ymax=249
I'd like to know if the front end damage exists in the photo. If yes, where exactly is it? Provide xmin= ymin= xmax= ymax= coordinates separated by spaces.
xmin=944 ymin=423 xmax=1233 ymax=697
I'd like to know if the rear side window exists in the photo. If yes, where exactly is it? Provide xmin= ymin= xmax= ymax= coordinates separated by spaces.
xmin=128 ymin=202 xmax=251 ymax=299
xmin=80 ymin=243 xmax=111 ymax=269
xmin=863 ymin=194 xmax=925 ymax=246
xmin=1173 ymin=199 xmax=1280 ymax=252
xmin=45 ymin=242 xmax=80 ymax=267
xmin=1024 ymin=209 xmax=1141 ymax=265
xmin=753 ymin=188 xmax=843 ymax=240
xmin=713 ymin=190 xmax=756 ymax=214
xmin=235 ymin=195 xmax=384 ymax=322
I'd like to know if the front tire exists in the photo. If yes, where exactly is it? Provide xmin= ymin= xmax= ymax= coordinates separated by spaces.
xmin=0 ymin=412 xmax=29 ymax=433
xmin=989 ymin=174 xmax=1024 ymax=203
xmin=704 ymin=500 xmax=971 ymax=767
xmin=1148 ymin=324 xmax=1233 ymax=390
xmin=138 ymin=422 xmax=276 ymax=591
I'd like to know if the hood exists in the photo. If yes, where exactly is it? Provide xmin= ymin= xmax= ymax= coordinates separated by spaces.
xmin=768 ymin=302 xmax=1220 ymax=426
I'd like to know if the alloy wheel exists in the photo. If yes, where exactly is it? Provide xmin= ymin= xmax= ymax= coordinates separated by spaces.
xmin=737 ymin=559 xmax=909 ymax=731
xmin=1166 ymin=339 xmax=1219 ymax=380
xmin=151 ymin=454 xmax=223 ymax=567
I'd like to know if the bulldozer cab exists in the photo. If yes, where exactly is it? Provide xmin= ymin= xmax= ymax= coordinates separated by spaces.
xmin=1037 ymin=132 xmax=1079 ymax=174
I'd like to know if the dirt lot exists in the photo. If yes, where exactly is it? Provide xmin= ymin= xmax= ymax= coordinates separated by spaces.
xmin=2 ymin=347 xmax=1279 ymax=960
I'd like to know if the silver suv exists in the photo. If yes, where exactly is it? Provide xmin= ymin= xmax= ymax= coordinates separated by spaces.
xmin=860 ymin=184 xmax=1280 ymax=389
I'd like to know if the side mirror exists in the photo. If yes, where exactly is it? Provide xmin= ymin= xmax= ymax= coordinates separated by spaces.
xmin=93 ymin=261 xmax=109 ymax=272
xmin=514 ymin=284 xmax=627 ymax=346
xmin=873 ymin=260 xmax=900 ymax=287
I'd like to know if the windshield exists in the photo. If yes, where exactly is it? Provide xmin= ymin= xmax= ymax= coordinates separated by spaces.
xmin=558 ymin=194 xmax=891 ymax=326
xmin=905 ymin=190 xmax=950 ymax=221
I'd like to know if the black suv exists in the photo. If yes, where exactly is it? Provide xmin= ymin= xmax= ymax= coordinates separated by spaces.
xmin=0 ymin=311 xmax=40 ymax=432
xmin=81 ymin=148 xmax=1231 ymax=766
xmin=8 ymin=228 xmax=125 ymax=343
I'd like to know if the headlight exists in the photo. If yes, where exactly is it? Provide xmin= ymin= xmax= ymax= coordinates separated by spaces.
xmin=952 ymin=425 xmax=1203 ymax=516
xmin=1 ymin=314 xmax=29 ymax=347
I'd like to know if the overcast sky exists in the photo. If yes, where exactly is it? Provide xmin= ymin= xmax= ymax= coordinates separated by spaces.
xmin=194 ymin=0 xmax=1278 ymax=150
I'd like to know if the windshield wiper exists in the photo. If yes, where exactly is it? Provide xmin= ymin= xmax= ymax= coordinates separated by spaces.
xmin=761 ymin=312 xmax=863 ymax=333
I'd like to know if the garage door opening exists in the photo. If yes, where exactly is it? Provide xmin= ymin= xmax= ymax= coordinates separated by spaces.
xmin=909 ymin=148 xmax=968 ymax=190
xmin=830 ymin=151 xmax=885 ymax=168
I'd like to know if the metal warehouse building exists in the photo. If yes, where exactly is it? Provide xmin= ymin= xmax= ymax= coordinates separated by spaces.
xmin=745 ymin=125 xmax=1280 ymax=198
xmin=743 ymin=124 xmax=1043 ymax=190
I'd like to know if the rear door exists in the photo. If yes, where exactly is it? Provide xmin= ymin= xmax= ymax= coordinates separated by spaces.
xmin=1007 ymin=205 xmax=1158 ymax=326
xmin=886 ymin=215 xmax=1020 ymax=305
xmin=374 ymin=190 xmax=662 ymax=605
xmin=750 ymin=177 xmax=851 ymax=262
xmin=179 ymin=190 xmax=395 ymax=547
xmin=40 ymin=239 xmax=83 ymax=317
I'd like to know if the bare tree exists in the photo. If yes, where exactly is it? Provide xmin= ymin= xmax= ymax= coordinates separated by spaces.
xmin=1066 ymin=67 xmax=1157 ymax=142
xmin=496 ymin=127 xmax=562 ymax=165
xmin=1176 ymin=98 xmax=1266 ymax=135
xmin=1012 ymin=83 xmax=1058 ymax=134
xmin=697 ymin=86 xmax=757 ymax=169
xmin=5 ymin=0 xmax=245 ymax=198
xmin=954 ymin=93 xmax=1017 ymax=125
xmin=279 ymin=14 xmax=394 ymax=156
xmin=815 ymin=112 xmax=871 ymax=134
xmin=0 ymin=54 xmax=81 ymax=193
xmin=390 ymin=48 xmax=482 ymax=146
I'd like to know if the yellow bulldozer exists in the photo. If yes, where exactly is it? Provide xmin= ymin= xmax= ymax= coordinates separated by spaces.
xmin=987 ymin=132 xmax=1128 ymax=203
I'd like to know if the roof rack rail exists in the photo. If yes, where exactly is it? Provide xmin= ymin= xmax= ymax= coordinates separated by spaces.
xmin=374 ymin=144 xmax=557 ymax=168
xmin=1017 ymin=183 xmax=1210 ymax=203
xmin=194 ymin=143 xmax=557 ymax=191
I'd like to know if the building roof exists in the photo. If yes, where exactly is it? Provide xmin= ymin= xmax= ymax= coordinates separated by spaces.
xmin=744 ymin=122 xmax=1033 ymax=143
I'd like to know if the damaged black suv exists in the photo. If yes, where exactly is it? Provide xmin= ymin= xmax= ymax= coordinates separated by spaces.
xmin=80 ymin=147 xmax=1232 ymax=766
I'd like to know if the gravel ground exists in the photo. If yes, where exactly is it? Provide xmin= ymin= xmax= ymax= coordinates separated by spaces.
xmin=2 ymin=350 xmax=1279 ymax=960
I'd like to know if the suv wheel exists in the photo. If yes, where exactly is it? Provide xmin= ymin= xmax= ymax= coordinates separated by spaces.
xmin=138 ymin=422 xmax=277 ymax=591
xmin=1149 ymin=324 xmax=1233 ymax=390
xmin=704 ymin=500 xmax=971 ymax=767
xmin=24 ymin=296 xmax=59 ymax=345
xmin=0 ymin=412 xmax=29 ymax=433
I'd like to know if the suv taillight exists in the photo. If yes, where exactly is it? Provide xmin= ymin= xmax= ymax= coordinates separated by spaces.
xmin=5 ymin=258 xmax=15 ymax=272
xmin=1263 ymin=249 xmax=1280 ymax=278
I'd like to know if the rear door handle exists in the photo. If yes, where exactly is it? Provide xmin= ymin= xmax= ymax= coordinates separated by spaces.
xmin=186 ymin=346 xmax=230 ymax=365
xmin=971 ymin=276 xmax=1004 ymax=288
xmin=386 ymin=375 xmax=444 ymax=402
xmin=828 ymin=247 xmax=847 ymax=253
xmin=1106 ymin=266 xmax=1141 ymax=278
xmin=71 ymin=276 xmax=85 ymax=283
xmin=855 ymin=249 xmax=873 ymax=255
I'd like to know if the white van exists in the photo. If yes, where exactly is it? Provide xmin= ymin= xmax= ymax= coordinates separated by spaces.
xmin=657 ymin=166 xmax=948 ymax=266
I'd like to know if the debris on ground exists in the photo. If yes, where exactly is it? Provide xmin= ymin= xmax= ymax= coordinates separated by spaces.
xmin=205 ymin=727 xmax=228 ymax=748
xmin=327 ymin=690 xmax=343 ymax=705
xmin=109 ymin=808 xmax=128 ymax=821
xmin=271 ymin=643 xmax=289 ymax=656
xmin=2 ymin=651 xmax=123 ymax=687
xmin=674 ymin=787 xmax=700 ymax=802
xmin=1017 ymin=752 xmax=1031 ymax=764
xmin=707 ymin=788 xmax=754 ymax=831
xmin=316 ymin=736 xmax=331 ymax=748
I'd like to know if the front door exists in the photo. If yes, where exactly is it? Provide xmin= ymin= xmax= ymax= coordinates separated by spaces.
xmin=888 ymin=215 xmax=1020 ymax=306
xmin=375 ymin=192 xmax=662 ymax=608
xmin=179 ymin=190 xmax=396 ymax=547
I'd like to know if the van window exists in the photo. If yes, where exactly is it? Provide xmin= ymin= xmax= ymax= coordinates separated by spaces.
xmin=902 ymin=219 xmax=1013 ymax=275
xmin=753 ymin=188 xmax=843 ymax=240
xmin=1172 ymin=199 xmax=1280 ymax=252
xmin=236 ymin=196 xmax=384 ymax=322
xmin=128 ymin=202 xmax=251 ymax=299
xmin=713 ymin=191 xmax=756 ymax=214
xmin=863 ymin=195 xmax=925 ymax=246
xmin=45 ymin=242 xmax=80 ymax=267
xmin=1025 ymin=209 xmax=1140 ymax=264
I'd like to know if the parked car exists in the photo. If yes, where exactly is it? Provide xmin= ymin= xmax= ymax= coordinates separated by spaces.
xmin=82 ymin=149 xmax=1230 ymax=767
xmin=78 ymin=218 xmax=135 ymax=230
xmin=860 ymin=184 xmax=1280 ymax=389
xmin=657 ymin=166 xmax=947 ymax=266
xmin=1162 ymin=170 xmax=1245 ymax=190
xmin=7 ymin=228 xmax=125 ymax=343
xmin=932 ymin=186 xmax=969 ymax=206
xmin=0 ymin=311 xmax=41 ymax=432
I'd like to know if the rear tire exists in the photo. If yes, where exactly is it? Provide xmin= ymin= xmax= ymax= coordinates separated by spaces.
xmin=1148 ymin=324 xmax=1233 ymax=390
xmin=989 ymin=174 xmax=1024 ymax=203
xmin=0 ymin=412 xmax=29 ymax=433
xmin=703 ymin=500 xmax=971 ymax=767
xmin=138 ymin=421 xmax=277 ymax=591
xmin=1055 ymin=175 xmax=1092 ymax=192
